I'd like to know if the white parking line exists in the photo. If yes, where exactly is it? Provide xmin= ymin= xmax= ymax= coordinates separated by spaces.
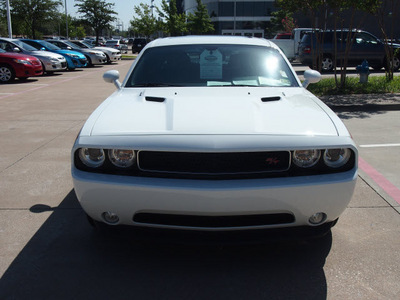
xmin=360 ymin=143 xmax=400 ymax=148
xmin=15 ymin=83 xmax=48 ymax=86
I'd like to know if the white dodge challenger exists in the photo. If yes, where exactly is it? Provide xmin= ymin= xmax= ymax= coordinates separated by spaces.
xmin=72 ymin=36 xmax=357 ymax=238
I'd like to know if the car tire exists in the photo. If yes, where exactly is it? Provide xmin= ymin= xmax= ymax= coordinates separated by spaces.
xmin=384 ymin=56 xmax=400 ymax=71
xmin=86 ymin=56 xmax=93 ymax=67
xmin=320 ymin=55 xmax=334 ymax=72
xmin=86 ymin=214 xmax=118 ymax=234
xmin=0 ymin=64 xmax=16 ymax=83
xmin=105 ymin=54 xmax=112 ymax=64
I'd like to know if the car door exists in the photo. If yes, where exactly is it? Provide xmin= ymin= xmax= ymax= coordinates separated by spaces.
xmin=351 ymin=32 xmax=385 ymax=66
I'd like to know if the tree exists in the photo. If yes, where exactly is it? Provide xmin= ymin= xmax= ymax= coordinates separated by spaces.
xmin=373 ymin=0 xmax=400 ymax=80
xmin=5 ymin=0 xmax=61 ymax=38
xmin=187 ymin=0 xmax=214 ymax=35
xmin=157 ymin=0 xmax=187 ymax=36
xmin=75 ymin=0 xmax=117 ymax=44
xmin=276 ymin=0 xmax=382 ymax=90
xmin=270 ymin=9 xmax=296 ymax=34
xmin=130 ymin=3 xmax=159 ymax=38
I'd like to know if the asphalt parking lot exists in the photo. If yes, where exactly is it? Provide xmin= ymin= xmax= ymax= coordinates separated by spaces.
xmin=0 ymin=61 xmax=399 ymax=299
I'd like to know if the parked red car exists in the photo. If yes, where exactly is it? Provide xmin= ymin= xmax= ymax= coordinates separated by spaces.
xmin=0 ymin=49 xmax=43 ymax=83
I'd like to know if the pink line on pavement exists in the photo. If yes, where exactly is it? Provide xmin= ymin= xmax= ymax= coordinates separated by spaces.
xmin=359 ymin=157 xmax=400 ymax=205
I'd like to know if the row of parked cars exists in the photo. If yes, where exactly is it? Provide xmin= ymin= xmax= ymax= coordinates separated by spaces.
xmin=0 ymin=37 xmax=122 ymax=83
xmin=271 ymin=28 xmax=400 ymax=72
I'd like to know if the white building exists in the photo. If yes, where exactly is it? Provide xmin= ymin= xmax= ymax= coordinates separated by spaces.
xmin=184 ymin=0 xmax=277 ymax=37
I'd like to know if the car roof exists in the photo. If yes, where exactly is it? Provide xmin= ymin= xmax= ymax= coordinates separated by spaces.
xmin=0 ymin=37 xmax=19 ymax=42
xmin=146 ymin=36 xmax=279 ymax=50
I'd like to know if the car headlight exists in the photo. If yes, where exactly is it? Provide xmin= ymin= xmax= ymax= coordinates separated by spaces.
xmin=65 ymin=53 xmax=79 ymax=58
xmin=323 ymin=148 xmax=351 ymax=168
xmin=79 ymin=148 xmax=105 ymax=168
xmin=108 ymin=149 xmax=136 ymax=168
xmin=292 ymin=150 xmax=321 ymax=168
xmin=13 ymin=59 xmax=32 ymax=65
xmin=50 ymin=58 xmax=59 ymax=62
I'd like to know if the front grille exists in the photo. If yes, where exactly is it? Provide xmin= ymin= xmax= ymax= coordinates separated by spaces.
xmin=61 ymin=62 xmax=67 ymax=68
xmin=133 ymin=213 xmax=295 ymax=228
xmin=138 ymin=151 xmax=290 ymax=175
xmin=80 ymin=59 xmax=87 ymax=64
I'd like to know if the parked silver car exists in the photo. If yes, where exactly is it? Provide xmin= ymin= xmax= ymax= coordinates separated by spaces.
xmin=105 ymin=40 xmax=128 ymax=54
xmin=0 ymin=38 xmax=66 ymax=73
xmin=69 ymin=40 xmax=121 ymax=64
xmin=47 ymin=40 xmax=107 ymax=66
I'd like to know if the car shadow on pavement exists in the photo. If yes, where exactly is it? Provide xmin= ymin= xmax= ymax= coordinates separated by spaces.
xmin=0 ymin=190 xmax=332 ymax=299
xmin=5 ymin=78 xmax=40 ymax=84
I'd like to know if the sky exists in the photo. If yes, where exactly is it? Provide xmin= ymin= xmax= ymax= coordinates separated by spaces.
xmin=64 ymin=0 xmax=162 ymax=32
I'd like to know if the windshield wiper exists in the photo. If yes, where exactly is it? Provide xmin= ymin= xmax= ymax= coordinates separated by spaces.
xmin=130 ymin=83 xmax=182 ymax=87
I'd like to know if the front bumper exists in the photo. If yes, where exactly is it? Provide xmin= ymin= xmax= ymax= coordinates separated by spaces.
xmin=66 ymin=57 xmax=87 ymax=68
xmin=88 ymin=54 xmax=107 ymax=65
xmin=43 ymin=60 xmax=67 ymax=72
xmin=107 ymin=52 xmax=121 ymax=62
xmin=14 ymin=64 xmax=43 ymax=78
xmin=73 ymin=167 xmax=357 ymax=230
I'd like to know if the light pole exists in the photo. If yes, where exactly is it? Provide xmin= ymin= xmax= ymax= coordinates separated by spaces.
xmin=65 ymin=0 xmax=69 ymax=39
xmin=6 ymin=0 xmax=12 ymax=38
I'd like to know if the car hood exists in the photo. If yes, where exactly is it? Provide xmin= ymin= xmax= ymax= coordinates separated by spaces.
xmin=93 ymin=46 xmax=119 ymax=53
xmin=54 ymin=49 xmax=86 ymax=58
xmin=86 ymin=87 xmax=339 ymax=137
xmin=24 ymin=50 xmax=65 ymax=60
xmin=76 ymin=48 xmax=104 ymax=55
xmin=0 ymin=52 xmax=38 ymax=60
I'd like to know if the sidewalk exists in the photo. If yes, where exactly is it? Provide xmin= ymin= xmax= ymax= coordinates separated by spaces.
xmin=320 ymin=93 xmax=400 ymax=110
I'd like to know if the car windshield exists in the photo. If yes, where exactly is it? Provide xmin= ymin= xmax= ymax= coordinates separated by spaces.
xmin=64 ymin=41 xmax=81 ymax=50
xmin=38 ymin=40 xmax=61 ymax=50
xmin=126 ymin=44 xmax=298 ymax=87
xmin=106 ymin=40 xmax=118 ymax=45
xmin=76 ymin=41 xmax=91 ymax=48
xmin=12 ymin=40 xmax=38 ymax=51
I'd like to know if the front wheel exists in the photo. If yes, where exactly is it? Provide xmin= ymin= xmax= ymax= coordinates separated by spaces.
xmin=0 ymin=64 xmax=15 ymax=83
xmin=105 ymin=54 xmax=112 ymax=64
xmin=86 ymin=56 xmax=93 ymax=67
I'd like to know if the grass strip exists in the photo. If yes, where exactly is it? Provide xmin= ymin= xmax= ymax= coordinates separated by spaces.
xmin=308 ymin=75 xmax=400 ymax=96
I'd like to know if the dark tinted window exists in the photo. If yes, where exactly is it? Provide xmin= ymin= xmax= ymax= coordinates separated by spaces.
xmin=126 ymin=44 xmax=298 ymax=88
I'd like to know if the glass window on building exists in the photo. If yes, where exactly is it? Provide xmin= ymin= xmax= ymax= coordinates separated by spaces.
xmin=219 ymin=2 xmax=234 ymax=17
xmin=235 ymin=2 xmax=275 ymax=17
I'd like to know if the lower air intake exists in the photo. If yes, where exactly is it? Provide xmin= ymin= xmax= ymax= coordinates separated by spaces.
xmin=133 ymin=213 xmax=295 ymax=228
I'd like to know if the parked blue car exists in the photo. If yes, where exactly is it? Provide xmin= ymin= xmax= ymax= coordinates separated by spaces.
xmin=21 ymin=39 xmax=87 ymax=70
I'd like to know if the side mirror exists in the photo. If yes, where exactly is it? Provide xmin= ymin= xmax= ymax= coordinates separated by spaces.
xmin=41 ymin=47 xmax=46 ymax=51
xmin=13 ymin=47 xmax=21 ymax=53
xmin=103 ymin=70 xmax=121 ymax=89
xmin=67 ymin=46 xmax=72 ymax=50
xmin=302 ymin=69 xmax=321 ymax=88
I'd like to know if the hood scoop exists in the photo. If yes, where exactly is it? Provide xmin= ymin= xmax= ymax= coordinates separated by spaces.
xmin=261 ymin=96 xmax=281 ymax=102
xmin=145 ymin=96 xmax=166 ymax=103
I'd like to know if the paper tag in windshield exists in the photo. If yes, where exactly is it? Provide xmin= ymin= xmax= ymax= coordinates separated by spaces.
xmin=200 ymin=49 xmax=223 ymax=79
